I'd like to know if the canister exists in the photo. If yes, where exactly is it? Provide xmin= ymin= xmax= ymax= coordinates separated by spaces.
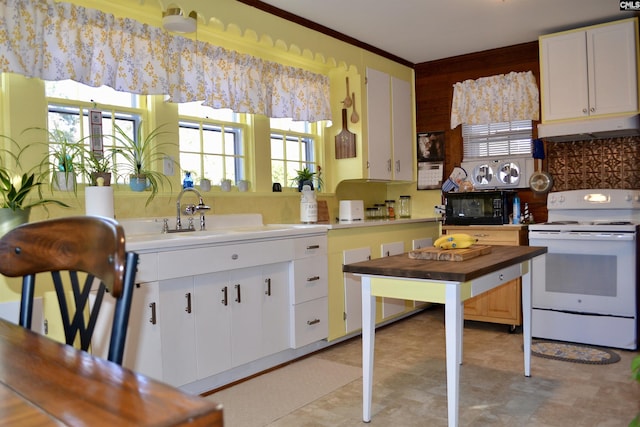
xmin=399 ymin=195 xmax=411 ymax=218
xmin=385 ymin=200 xmax=396 ymax=219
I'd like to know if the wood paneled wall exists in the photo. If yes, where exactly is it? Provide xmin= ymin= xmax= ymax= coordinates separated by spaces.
xmin=414 ymin=41 xmax=548 ymax=222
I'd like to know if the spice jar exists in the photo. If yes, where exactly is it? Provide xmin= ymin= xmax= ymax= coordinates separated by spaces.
xmin=398 ymin=195 xmax=411 ymax=218
xmin=385 ymin=200 xmax=396 ymax=219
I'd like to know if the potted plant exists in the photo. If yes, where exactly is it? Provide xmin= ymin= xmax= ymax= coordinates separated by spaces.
xmin=292 ymin=167 xmax=323 ymax=191
xmin=113 ymin=123 xmax=173 ymax=205
xmin=82 ymin=147 xmax=113 ymax=186
xmin=24 ymin=127 xmax=84 ymax=193
xmin=0 ymin=138 xmax=69 ymax=236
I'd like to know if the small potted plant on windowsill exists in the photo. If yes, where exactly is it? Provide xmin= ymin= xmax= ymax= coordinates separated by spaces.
xmin=113 ymin=123 xmax=173 ymax=205
xmin=292 ymin=167 xmax=323 ymax=192
xmin=82 ymin=147 xmax=113 ymax=186
xmin=24 ymin=127 xmax=84 ymax=193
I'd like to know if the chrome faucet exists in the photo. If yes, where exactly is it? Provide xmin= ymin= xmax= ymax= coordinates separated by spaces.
xmin=175 ymin=187 xmax=211 ymax=231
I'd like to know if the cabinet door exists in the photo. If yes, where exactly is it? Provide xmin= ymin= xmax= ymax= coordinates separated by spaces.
xmin=588 ymin=20 xmax=638 ymax=117
xmin=380 ymin=241 xmax=406 ymax=319
xmin=540 ymin=31 xmax=589 ymax=121
xmin=159 ymin=277 xmax=197 ymax=387
xmin=366 ymin=67 xmax=392 ymax=180
xmin=229 ymin=267 xmax=263 ymax=367
xmin=123 ymin=282 xmax=163 ymax=381
xmin=194 ymin=272 xmax=232 ymax=378
xmin=391 ymin=76 xmax=414 ymax=181
xmin=344 ymin=247 xmax=371 ymax=334
xmin=261 ymin=263 xmax=290 ymax=357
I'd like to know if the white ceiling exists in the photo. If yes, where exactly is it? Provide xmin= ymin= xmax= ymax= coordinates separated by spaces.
xmin=258 ymin=0 xmax=631 ymax=64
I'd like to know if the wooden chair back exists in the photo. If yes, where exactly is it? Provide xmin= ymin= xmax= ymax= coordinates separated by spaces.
xmin=0 ymin=216 xmax=138 ymax=365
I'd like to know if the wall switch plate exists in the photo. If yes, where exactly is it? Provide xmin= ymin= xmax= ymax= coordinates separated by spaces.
xmin=163 ymin=155 xmax=175 ymax=176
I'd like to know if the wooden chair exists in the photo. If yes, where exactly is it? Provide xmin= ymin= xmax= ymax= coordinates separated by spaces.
xmin=0 ymin=216 xmax=138 ymax=365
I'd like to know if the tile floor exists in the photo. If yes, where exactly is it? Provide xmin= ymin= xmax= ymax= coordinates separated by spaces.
xmin=269 ymin=305 xmax=640 ymax=427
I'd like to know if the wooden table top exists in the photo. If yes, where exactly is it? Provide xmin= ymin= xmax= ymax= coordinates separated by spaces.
xmin=0 ymin=319 xmax=223 ymax=426
xmin=343 ymin=245 xmax=547 ymax=282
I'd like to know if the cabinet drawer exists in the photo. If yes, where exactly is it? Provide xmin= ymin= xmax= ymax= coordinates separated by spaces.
xmin=443 ymin=227 xmax=521 ymax=246
xmin=293 ymin=235 xmax=327 ymax=259
xmin=291 ymin=297 xmax=328 ymax=348
xmin=291 ymin=256 xmax=328 ymax=304
xmin=157 ymin=239 xmax=293 ymax=280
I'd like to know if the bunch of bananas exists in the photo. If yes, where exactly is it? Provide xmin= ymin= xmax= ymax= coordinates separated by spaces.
xmin=433 ymin=233 xmax=478 ymax=250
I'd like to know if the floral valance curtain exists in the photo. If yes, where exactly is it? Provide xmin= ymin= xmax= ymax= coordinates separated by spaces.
xmin=450 ymin=71 xmax=539 ymax=129
xmin=0 ymin=0 xmax=331 ymax=122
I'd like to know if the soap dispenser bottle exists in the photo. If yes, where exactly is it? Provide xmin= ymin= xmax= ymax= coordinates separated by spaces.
xmin=183 ymin=171 xmax=194 ymax=189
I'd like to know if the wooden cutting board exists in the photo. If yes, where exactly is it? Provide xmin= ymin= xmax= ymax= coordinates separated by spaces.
xmin=408 ymin=245 xmax=492 ymax=262
xmin=335 ymin=108 xmax=356 ymax=159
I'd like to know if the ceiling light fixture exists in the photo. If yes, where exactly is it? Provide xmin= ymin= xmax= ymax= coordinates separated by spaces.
xmin=162 ymin=8 xmax=197 ymax=33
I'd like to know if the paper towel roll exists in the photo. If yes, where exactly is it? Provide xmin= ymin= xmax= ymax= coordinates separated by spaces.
xmin=85 ymin=186 xmax=115 ymax=218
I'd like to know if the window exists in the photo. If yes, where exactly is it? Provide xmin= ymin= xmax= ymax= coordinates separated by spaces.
xmin=462 ymin=120 xmax=532 ymax=160
xmin=178 ymin=103 xmax=245 ymax=184
xmin=270 ymin=118 xmax=321 ymax=190
xmin=45 ymin=80 xmax=143 ymax=184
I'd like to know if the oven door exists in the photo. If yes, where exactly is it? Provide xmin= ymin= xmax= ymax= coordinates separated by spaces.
xmin=529 ymin=231 xmax=636 ymax=316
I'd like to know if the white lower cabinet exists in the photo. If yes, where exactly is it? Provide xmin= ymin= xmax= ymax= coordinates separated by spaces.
xmin=123 ymin=232 xmax=328 ymax=389
xmin=160 ymin=263 xmax=290 ymax=387
xmin=262 ymin=263 xmax=292 ymax=356
xmin=122 ymin=282 xmax=163 ymax=381
xmin=160 ymin=277 xmax=198 ymax=386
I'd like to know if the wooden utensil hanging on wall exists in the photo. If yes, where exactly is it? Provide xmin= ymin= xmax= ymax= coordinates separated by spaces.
xmin=335 ymin=108 xmax=356 ymax=159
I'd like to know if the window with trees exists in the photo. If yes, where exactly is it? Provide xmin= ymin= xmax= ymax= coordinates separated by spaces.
xmin=45 ymin=80 xmax=143 ymax=184
xmin=178 ymin=103 xmax=245 ymax=185
xmin=270 ymin=118 xmax=322 ymax=190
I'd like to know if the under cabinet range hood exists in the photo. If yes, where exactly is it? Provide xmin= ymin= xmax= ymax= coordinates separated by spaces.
xmin=537 ymin=114 xmax=640 ymax=142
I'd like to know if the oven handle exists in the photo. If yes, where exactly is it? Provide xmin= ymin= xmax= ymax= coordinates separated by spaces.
xmin=529 ymin=231 xmax=635 ymax=241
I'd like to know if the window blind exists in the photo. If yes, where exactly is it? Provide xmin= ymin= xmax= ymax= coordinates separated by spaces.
xmin=462 ymin=120 xmax=532 ymax=159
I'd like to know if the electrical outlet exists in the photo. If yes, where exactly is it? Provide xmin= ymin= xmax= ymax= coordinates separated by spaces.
xmin=163 ymin=155 xmax=175 ymax=176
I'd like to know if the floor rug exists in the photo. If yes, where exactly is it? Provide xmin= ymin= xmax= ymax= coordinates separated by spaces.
xmin=530 ymin=340 xmax=621 ymax=364
xmin=205 ymin=358 xmax=362 ymax=427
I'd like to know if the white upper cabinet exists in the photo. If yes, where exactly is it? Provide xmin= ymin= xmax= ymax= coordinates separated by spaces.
xmin=366 ymin=67 xmax=414 ymax=181
xmin=540 ymin=18 xmax=638 ymax=122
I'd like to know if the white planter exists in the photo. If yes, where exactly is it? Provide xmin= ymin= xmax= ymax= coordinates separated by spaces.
xmin=53 ymin=171 xmax=76 ymax=192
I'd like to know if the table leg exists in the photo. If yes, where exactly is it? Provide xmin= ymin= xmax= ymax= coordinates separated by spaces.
xmin=361 ymin=277 xmax=376 ymax=423
xmin=522 ymin=258 xmax=536 ymax=377
xmin=444 ymin=284 xmax=461 ymax=427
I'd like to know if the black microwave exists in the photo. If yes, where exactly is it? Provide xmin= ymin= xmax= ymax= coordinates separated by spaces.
xmin=444 ymin=190 xmax=515 ymax=225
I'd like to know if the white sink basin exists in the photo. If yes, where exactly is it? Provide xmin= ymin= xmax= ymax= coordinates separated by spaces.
xmin=120 ymin=215 xmax=328 ymax=251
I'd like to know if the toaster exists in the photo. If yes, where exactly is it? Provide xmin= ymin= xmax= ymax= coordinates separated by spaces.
xmin=339 ymin=200 xmax=364 ymax=221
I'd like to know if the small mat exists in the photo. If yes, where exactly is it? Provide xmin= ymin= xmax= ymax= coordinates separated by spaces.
xmin=530 ymin=340 xmax=621 ymax=365
xmin=205 ymin=358 xmax=361 ymax=427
